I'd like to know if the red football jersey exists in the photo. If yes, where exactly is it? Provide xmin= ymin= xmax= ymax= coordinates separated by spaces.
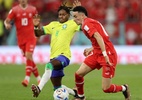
xmin=7 ymin=4 xmax=37 ymax=44
xmin=82 ymin=18 xmax=116 ymax=54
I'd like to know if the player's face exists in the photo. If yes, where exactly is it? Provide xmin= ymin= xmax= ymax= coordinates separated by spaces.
xmin=18 ymin=0 xmax=28 ymax=6
xmin=58 ymin=9 xmax=70 ymax=23
xmin=72 ymin=12 xmax=83 ymax=25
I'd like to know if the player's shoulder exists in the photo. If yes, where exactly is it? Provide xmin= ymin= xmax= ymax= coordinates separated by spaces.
xmin=50 ymin=21 xmax=59 ymax=24
xmin=12 ymin=5 xmax=19 ymax=10
xmin=66 ymin=19 xmax=77 ymax=25
xmin=85 ymin=18 xmax=98 ymax=23
xmin=67 ymin=19 xmax=74 ymax=23
xmin=9 ymin=5 xmax=19 ymax=13
xmin=28 ymin=4 xmax=36 ymax=10
xmin=85 ymin=18 xmax=101 ymax=26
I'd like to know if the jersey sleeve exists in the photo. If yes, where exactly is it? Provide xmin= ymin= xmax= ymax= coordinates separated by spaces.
xmin=7 ymin=8 xmax=15 ymax=20
xmin=83 ymin=22 xmax=98 ymax=37
xmin=43 ymin=22 xmax=54 ymax=35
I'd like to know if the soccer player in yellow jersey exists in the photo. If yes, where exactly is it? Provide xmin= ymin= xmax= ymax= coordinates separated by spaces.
xmin=31 ymin=0 xmax=81 ymax=98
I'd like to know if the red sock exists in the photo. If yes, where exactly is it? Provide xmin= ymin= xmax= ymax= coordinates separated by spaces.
xmin=103 ymin=84 xmax=123 ymax=93
xmin=32 ymin=61 xmax=40 ymax=77
xmin=75 ymin=73 xmax=84 ymax=95
xmin=26 ymin=59 xmax=33 ymax=76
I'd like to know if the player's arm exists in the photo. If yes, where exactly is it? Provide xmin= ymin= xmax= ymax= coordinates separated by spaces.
xmin=73 ymin=0 xmax=81 ymax=8
xmin=83 ymin=47 xmax=93 ymax=57
xmin=93 ymin=32 xmax=113 ymax=66
xmin=33 ymin=14 xmax=44 ymax=37
xmin=4 ymin=18 xmax=12 ymax=30
xmin=34 ymin=27 xmax=44 ymax=37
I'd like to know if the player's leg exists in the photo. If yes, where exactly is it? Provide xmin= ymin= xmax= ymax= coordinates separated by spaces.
xmin=101 ymin=52 xmax=130 ymax=100
xmin=21 ymin=57 xmax=33 ymax=87
xmin=26 ymin=40 xmax=41 ymax=84
xmin=102 ymin=65 xmax=131 ymax=100
xmin=31 ymin=62 xmax=53 ymax=97
xmin=74 ymin=63 xmax=92 ymax=100
xmin=74 ymin=52 xmax=99 ymax=100
xmin=26 ymin=52 xmax=41 ymax=82
xmin=51 ymin=70 xmax=77 ymax=96
xmin=50 ymin=55 xmax=69 ymax=89
xmin=19 ymin=44 xmax=32 ymax=87
xmin=37 ymin=59 xmax=63 ymax=92
xmin=31 ymin=55 xmax=69 ymax=97
xmin=32 ymin=59 xmax=41 ymax=83
xmin=50 ymin=55 xmax=77 ymax=96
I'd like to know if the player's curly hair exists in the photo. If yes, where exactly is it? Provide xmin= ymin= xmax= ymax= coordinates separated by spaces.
xmin=58 ymin=2 xmax=72 ymax=14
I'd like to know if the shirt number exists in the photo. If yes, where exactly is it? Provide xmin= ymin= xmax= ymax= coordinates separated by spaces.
xmin=21 ymin=18 xmax=28 ymax=26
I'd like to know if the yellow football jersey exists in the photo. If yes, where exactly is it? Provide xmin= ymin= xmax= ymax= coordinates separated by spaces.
xmin=43 ymin=20 xmax=80 ymax=59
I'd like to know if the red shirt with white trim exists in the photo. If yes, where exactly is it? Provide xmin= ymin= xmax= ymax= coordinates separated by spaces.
xmin=7 ymin=4 xmax=37 ymax=44
xmin=82 ymin=18 xmax=116 ymax=54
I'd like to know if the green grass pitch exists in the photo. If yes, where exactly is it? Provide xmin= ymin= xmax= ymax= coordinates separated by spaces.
xmin=0 ymin=64 xmax=141 ymax=100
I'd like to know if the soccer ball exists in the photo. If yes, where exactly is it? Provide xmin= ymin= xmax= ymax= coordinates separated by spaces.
xmin=53 ymin=87 xmax=69 ymax=100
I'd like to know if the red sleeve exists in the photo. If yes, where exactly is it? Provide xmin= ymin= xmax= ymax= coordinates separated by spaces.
xmin=83 ymin=22 xmax=98 ymax=38
xmin=7 ymin=8 xmax=15 ymax=20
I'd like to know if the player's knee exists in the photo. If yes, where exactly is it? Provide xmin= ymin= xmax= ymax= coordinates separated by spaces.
xmin=51 ymin=70 xmax=64 ymax=77
xmin=45 ymin=63 xmax=53 ymax=70
xmin=50 ymin=60 xmax=63 ymax=70
xmin=25 ymin=52 xmax=33 ymax=60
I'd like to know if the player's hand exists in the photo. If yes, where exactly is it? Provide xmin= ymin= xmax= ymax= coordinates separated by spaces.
xmin=73 ymin=0 xmax=81 ymax=8
xmin=83 ymin=47 xmax=93 ymax=57
xmin=5 ymin=23 xmax=12 ymax=30
xmin=33 ymin=14 xmax=41 ymax=27
xmin=104 ymin=56 xmax=113 ymax=66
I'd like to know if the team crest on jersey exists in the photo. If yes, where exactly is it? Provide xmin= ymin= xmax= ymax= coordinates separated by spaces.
xmin=62 ymin=24 xmax=67 ymax=29
xmin=17 ymin=13 xmax=20 ymax=17
xmin=29 ymin=13 xmax=32 ymax=17
xmin=84 ymin=25 xmax=89 ymax=31
xmin=23 ymin=13 xmax=26 ymax=16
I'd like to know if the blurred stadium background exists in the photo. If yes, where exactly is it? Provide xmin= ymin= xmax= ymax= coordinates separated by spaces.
xmin=0 ymin=0 xmax=142 ymax=64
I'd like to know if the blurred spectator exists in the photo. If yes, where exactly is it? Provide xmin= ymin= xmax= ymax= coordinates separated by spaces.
xmin=126 ymin=28 xmax=137 ymax=45
xmin=125 ymin=0 xmax=140 ymax=22
xmin=0 ymin=0 xmax=9 ymax=45
xmin=3 ymin=0 xmax=14 ymax=10
xmin=134 ymin=33 xmax=142 ymax=45
xmin=125 ymin=22 xmax=141 ymax=45
xmin=29 ymin=0 xmax=45 ymax=15
xmin=0 ymin=20 xmax=4 ymax=45
xmin=116 ymin=0 xmax=128 ymax=21
xmin=105 ymin=0 xmax=118 ymax=45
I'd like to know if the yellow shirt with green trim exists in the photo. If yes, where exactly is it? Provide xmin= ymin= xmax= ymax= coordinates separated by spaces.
xmin=43 ymin=19 xmax=80 ymax=59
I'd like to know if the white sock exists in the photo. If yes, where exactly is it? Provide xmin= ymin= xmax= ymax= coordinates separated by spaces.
xmin=25 ymin=76 xmax=30 ymax=82
xmin=38 ymin=69 xmax=52 ymax=90
xmin=62 ymin=85 xmax=75 ymax=96
xmin=122 ymin=85 xmax=126 ymax=92
xmin=78 ymin=94 xmax=85 ymax=97
xmin=36 ymin=76 xmax=41 ymax=82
